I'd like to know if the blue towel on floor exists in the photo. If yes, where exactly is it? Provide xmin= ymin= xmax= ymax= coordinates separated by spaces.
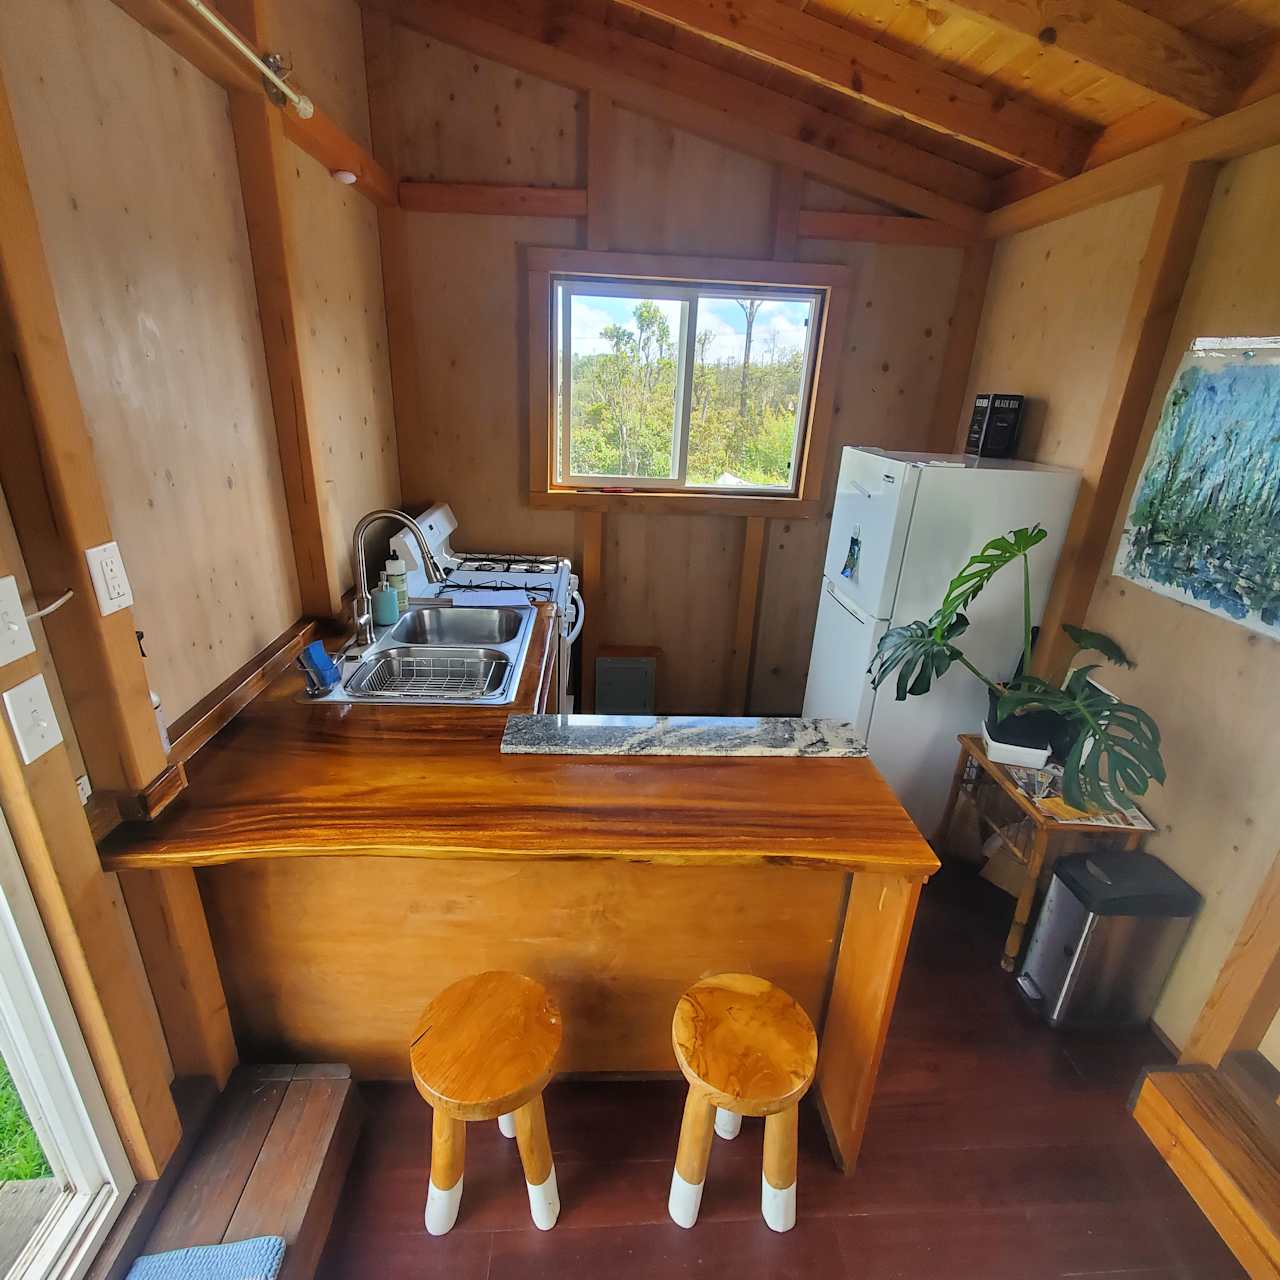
xmin=125 ymin=1236 xmax=285 ymax=1280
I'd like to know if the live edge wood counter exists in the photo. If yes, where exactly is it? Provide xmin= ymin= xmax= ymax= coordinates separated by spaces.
xmin=101 ymin=606 xmax=937 ymax=1173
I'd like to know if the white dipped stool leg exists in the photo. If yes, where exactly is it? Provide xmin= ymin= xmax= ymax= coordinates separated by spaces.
xmin=498 ymin=1112 xmax=517 ymax=1138
xmin=714 ymin=1108 xmax=741 ymax=1140
xmin=762 ymin=1107 xmax=798 ymax=1233
xmin=426 ymin=1110 xmax=465 ymax=1236
xmin=669 ymin=1087 xmax=715 ymax=1229
xmin=514 ymin=1094 xmax=560 ymax=1230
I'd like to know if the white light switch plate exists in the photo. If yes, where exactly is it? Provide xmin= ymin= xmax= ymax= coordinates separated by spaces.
xmin=0 ymin=576 xmax=37 ymax=667
xmin=4 ymin=674 xmax=64 ymax=764
xmin=85 ymin=541 xmax=133 ymax=615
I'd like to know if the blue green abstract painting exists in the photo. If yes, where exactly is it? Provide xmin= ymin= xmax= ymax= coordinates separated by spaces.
xmin=1114 ymin=339 xmax=1280 ymax=638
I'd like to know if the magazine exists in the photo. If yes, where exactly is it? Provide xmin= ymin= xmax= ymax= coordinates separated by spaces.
xmin=1002 ymin=763 xmax=1155 ymax=830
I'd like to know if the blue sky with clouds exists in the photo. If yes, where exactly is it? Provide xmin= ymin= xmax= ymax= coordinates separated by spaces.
xmin=569 ymin=293 xmax=811 ymax=362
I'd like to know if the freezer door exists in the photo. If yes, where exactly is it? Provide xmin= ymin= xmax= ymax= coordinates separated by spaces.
xmin=802 ymin=579 xmax=886 ymax=738
xmin=823 ymin=449 xmax=920 ymax=618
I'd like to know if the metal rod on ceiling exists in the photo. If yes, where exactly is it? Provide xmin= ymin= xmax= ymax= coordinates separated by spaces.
xmin=181 ymin=0 xmax=315 ymax=119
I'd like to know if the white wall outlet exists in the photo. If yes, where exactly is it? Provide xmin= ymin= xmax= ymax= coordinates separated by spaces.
xmin=0 ymin=576 xmax=37 ymax=667
xmin=75 ymin=773 xmax=92 ymax=805
xmin=3 ymin=674 xmax=64 ymax=765
xmin=85 ymin=541 xmax=134 ymax=616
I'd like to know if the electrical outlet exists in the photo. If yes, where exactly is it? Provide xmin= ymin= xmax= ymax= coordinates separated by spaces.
xmin=75 ymin=773 xmax=92 ymax=805
xmin=3 ymin=674 xmax=64 ymax=765
xmin=85 ymin=541 xmax=134 ymax=616
xmin=0 ymin=576 xmax=36 ymax=667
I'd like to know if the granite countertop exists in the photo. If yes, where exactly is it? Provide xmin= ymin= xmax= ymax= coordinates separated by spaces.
xmin=500 ymin=714 xmax=869 ymax=758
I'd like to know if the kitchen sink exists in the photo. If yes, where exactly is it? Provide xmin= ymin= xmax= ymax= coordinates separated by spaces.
xmin=313 ymin=603 xmax=537 ymax=706
xmin=390 ymin=606 xmax=524 ymax=646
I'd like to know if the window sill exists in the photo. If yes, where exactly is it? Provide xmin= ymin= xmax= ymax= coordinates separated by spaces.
xmin=529 ymin=487 xmax=820 ymax=518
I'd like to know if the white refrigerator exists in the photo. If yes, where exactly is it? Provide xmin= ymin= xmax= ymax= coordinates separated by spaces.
xmin=802 ymin=448 xmax=1080 ymax=836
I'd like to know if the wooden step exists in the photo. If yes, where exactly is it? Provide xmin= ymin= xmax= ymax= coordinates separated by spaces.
xmin=139 ymin=1064 xmax=361 ymax=1280
xmin=1132 ymin=1064 xmax=1280 ymax=1279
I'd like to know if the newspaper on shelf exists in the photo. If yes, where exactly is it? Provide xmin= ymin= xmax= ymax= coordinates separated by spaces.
xmin=1002 ymin=762 xmax=1155 ymax=831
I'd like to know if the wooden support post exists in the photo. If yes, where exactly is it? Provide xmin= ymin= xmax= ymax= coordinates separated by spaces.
xmin=118 ymin=869 xmax=237 ymax=1089
xmin=725 ymin=516 xmax=766 ymax=714
xmin=770 ymin=166 xmax=803 ymax=261
xmin=0 ymin=544 xmax=179 ymax=1178
xmin=586 ymin=93 xmax=615 ymax=251
xmin=578 ymin=512 xmax=605 ymax=713
xmin=1183 ymin=853 xmax=1280 ymax=1068
xmin=363 ymin=8 xmax=423 ymax=509
xmin=0 ymin=69 xmax=175 ymax=810
xmin=928 ymin=241 xmax=993 ymax=452
xmin=1032 ymin=162 xmax=1219 ymax=679
xmin=816 ymin=871 xmax=922 ymax=1172
xmin=221 ymin=0 xmax=342 ymax=618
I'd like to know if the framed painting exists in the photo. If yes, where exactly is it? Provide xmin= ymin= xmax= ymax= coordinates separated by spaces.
xmin=1114 ymin=336 xmax=1280 ymax=638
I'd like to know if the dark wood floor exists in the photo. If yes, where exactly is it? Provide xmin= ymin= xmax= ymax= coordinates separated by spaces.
xmin=317 ymin=867 xmax=1243 ymax=1279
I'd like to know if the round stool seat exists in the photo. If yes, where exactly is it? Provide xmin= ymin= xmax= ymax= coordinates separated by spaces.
xmin=411 ymin=971 xmax=562 ymax=1120
xmin=672 ymin=972 xmax=817 ymax=1117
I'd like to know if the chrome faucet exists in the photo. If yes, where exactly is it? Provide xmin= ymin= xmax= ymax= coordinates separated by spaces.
xmin=351 ymin=508 xmax=446 ymax=646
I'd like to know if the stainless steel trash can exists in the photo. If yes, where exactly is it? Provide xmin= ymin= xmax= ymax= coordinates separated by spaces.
xmin=1016 ymin=850 xmax=1200 ymax=1028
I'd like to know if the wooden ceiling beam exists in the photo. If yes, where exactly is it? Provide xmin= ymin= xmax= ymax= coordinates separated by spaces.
xmin=614 ymin=0 xmax=1093 ymax=177
xmin=363 ymin=0 xmax=990 ymax=228
xmin=927 ymin=0 xmax=1241 ymax=119
xmin=986 ymin=91 xmax=1280 ymax=237
xmin=108 ymin=0 xmax=396 ymax=207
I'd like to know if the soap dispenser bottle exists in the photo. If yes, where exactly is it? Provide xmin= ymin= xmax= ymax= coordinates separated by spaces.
xmin=371 ymin=571 xmax=400 ymax=626
xmin=385 ymin=552 xmax=408 ymax=611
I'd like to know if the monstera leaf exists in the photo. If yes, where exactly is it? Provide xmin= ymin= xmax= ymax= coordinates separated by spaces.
xmin=997 ymin=667 xmax=1165 ymax=811
xmin=935 ymin=526 xmax=1048 ymax=631
xmin=1062 ymin=624 xmax=1135 ymax=669
xmin=869 ymin=613 xmax=970 ymax=701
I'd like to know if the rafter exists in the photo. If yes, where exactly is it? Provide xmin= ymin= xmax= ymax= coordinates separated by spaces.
xmin=363 ymin=0 xmax=991 ymax=227
xmin=927 ymin=0 xmax=1241 ymax=119
xmin=987 ymin=92 xmax=1280 ymax=237
xmin=614 ymin=0 xmax=1093 ymax=177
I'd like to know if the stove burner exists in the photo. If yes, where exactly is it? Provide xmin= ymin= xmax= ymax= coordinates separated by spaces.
xmin=455 ymin=553 xmax=563 ymax=574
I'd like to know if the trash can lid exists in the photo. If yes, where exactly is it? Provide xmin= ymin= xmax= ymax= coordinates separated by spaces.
xmin=1054 ymin=851 xmax=1201 ymax=918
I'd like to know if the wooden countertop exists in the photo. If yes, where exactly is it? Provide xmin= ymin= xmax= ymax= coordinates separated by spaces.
xmin=100 ymin=604 xmax=938 ymax=878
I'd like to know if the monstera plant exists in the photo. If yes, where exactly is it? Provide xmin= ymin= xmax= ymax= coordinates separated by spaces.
xmin=867 ymin=525 xmax=1166 ymax=813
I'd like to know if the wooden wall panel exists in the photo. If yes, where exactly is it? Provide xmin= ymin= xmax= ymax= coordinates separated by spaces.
xmin=286 ymin=153 xmax=400 ymax=591
xmin=0 ymin=0 xmax=300 ymax=723
xmin=960 ymin=188 xmax=1164 ymax=470
xmin=277 ymin=0 xmax=400 ymax=591
xmin=1072 ymin=144 xmax=1280 ymax=1059
xmin=394 ymin=27 xmax=582 ymax=185
xmin=391 ymin=39 xmax=968 ymax=713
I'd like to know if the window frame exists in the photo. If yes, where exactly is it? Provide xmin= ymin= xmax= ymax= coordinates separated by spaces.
xmin=529 ymin=248 xmax=850 ymax=518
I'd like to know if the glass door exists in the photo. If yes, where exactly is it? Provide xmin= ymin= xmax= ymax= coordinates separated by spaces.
xmin=0 ymin=809 xmax=133 ymax=1279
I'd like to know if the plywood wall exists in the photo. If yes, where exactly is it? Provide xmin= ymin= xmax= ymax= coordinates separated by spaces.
xmin=1075 ymin=147 xmax=1280 ymax=1057
xmin=276 ymin=0 xmax=399 ymax=591
xmin=961 ymin=188 xmax=1162 ymax=468
xmin=0 ymin=0 xmax=300 ymax=723
xmin=389 ymin=35 xmax=969 ymax=713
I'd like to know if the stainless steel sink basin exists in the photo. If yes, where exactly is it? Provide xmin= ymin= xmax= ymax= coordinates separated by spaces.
xmin=345 ymin=645 xmax=511 ymax=701
xmin=313 ymin=603 xmax=537 ymax=706
xmin=390 ymin=606 xmax=523 ymax=646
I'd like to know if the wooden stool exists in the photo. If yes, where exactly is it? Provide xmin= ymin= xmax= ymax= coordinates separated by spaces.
xmin=410 ymin=971 xmax=562 ymax=1235
xmin=668 ymin=973 xmax=818 ymax=1233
